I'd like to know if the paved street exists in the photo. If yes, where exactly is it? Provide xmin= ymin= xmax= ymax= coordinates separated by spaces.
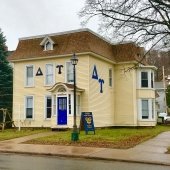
xmin=0 ymin=153 xmax=170 ymax=170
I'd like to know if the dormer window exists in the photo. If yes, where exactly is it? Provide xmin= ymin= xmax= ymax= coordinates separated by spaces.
xmin=40 ymin=36 xmax=55 ymax=51
xmin=45 ymin=41 xmax=52 ymax=51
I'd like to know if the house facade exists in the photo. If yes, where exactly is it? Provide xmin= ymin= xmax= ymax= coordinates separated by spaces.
xmin=9 ymin=29 xmax=157 ymax=128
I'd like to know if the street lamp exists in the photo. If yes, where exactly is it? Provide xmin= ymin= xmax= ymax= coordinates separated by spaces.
xmin=71 ymin=53 xmax=79 ymax=141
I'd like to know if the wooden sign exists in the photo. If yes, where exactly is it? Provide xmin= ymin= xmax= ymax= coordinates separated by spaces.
xmin=80 ymin=112 xmax=95 ymax=135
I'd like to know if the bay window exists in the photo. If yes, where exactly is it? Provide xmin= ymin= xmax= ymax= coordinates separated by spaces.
xmin=139 ymin=70 xmax=154 ymax=88
xmin=138 ymin=99 xmax=155 ymax=120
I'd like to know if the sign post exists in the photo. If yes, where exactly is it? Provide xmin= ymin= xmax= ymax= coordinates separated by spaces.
xmin=80 ymin=112 xmax=95 ymax=135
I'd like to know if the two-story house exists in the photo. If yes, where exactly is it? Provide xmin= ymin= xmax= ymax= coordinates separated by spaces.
xmin=9 ymin=29 xmax=157 ymax=128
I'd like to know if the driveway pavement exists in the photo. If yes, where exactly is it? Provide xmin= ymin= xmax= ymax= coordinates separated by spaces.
xmin=0 ymin=131 xmax=170 ymax=166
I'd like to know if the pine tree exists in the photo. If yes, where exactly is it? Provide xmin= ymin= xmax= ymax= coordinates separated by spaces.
xmin=0 ymin=29 xmax=13 ymax=116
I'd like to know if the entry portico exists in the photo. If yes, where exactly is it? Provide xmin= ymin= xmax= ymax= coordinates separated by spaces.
xmin=48 ymin=83 xmax=84 ymax=128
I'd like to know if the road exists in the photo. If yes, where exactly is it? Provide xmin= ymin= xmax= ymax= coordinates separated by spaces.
xmin=0 ymin=153 xmax=169 ymax=170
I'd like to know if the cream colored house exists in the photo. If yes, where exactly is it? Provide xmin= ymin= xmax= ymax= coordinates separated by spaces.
xmin=9 ymin=29 xmax=157 ymax=128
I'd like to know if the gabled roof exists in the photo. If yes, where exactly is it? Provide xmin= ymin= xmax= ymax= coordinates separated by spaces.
xmin=40 ymin=36 xmax=55 ymax=46
xmin=8 ymin=28 xmax=145 ymax=63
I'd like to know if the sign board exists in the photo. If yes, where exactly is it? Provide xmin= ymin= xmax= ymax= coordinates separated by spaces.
xmin=80 ymin=112 xmax=95 ymax=135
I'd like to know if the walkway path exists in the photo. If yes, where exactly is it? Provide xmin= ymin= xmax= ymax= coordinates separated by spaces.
xmin=0 ymin=131 xmax=170 ymax=166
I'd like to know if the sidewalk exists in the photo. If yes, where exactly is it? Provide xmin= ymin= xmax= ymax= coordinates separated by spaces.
xmin=0 ymin=131 xmax=170 ymax=166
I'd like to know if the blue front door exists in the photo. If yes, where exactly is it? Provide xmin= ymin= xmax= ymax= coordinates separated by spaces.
xmin=57 ymin=97 xmax=67 ymax=125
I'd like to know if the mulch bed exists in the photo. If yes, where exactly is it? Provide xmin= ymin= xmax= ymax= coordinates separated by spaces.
xmin=25 ymin=135 xmax=149 ymax=149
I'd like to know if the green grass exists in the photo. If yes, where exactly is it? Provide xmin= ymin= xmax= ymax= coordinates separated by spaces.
xmin=0 ymin=128 xmax=49 ymax=141
xmin=26 ymin=125 xmax=170 ymax=149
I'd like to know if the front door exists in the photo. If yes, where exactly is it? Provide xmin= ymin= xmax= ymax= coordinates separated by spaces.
xmin=57 ymin=97 xmax=67 ymax=125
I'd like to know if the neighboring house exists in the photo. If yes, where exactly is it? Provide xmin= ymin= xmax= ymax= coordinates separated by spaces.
xmin=155 ymin=82 xmax=166 ymax=113
xmin=9 ymin=29 xmax=157 ymax=128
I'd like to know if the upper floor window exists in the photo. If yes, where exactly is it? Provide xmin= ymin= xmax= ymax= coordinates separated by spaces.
xmin=66 ymin=62 xmax=73 ymax=83
xmin=139 ymin=70 xmax=154 ymax=89
xmin=25 ymin=96 xmax=34 ymax=119
xmin=141 ymin=72 xmax=148 ymax=87
xmin=45 ymin=64 xmax=54 ymax=85
xmin=109 ymin=69 xmax=113 ymax=87
xmin=151 ymin=72 xmax=153 ymax=88
xmin=25 ymin=65 xmax=34 ymax=87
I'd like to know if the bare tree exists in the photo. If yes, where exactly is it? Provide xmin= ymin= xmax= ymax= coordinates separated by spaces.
xmin=80 ymin=0 xmax=170 ymax=50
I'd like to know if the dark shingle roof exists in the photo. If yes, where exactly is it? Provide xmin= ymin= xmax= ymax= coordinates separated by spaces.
xmin=8 ymin=29 xmax=144 ymax=63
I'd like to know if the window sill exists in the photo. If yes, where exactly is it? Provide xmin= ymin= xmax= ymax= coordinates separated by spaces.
xmin=44 ymin=118 xmax=51 ymax=120
xmin=44 ymin=84 xmax=54 ymax=87
xmin=24 ymin=86 xmax=35 ymax=88
xmin=137 ymin=88 xmax=155 ymax=90
xmin=138 ymin=119 xmax=155 ymax=121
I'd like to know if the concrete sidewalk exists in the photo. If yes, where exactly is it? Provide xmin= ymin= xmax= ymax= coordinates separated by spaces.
xmin=0 ymin=131 xmax=170 ymax=166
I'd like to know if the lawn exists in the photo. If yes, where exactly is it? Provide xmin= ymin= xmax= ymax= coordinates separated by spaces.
xmin=0 ymin=128 xmax=49 ymax=141
xmin=26 ymin=125 xmax=170 ymax=149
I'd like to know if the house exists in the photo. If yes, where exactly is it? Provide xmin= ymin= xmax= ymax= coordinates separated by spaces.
xmin=155 ymin=82 xmax=166 ymax=114
xmin=9 ymin=29 xmax=157 ymax=128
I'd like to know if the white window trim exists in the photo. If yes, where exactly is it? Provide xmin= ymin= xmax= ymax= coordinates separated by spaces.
xmin=65 ymin=61 xmax=74 ymax=84
xmin=138 ymin=98 xmax=155 ymax=121
xmin=137 ymin=69 xmax=154 ymax=89
xmin=25 ymin=65 xmax=34 ymax=87
xmin=44 ymin=95 xmax=52 ymax=120
xmin=24 ymin=95 xmax=34 ymax=120
xmin=44 ymin=63 xmax=55 ymax=86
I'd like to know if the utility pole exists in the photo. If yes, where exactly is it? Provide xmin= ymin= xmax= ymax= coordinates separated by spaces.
xmin=162 ymin=66 xmax=168 ymax=113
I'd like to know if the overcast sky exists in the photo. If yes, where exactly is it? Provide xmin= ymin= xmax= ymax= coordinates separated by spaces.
xmin=0 ymin=0 xmax=98 ymax=51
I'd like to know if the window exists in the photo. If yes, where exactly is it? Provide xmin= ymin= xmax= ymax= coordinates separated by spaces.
xmin=45 ymin=41 xmax=52 ymax=51
xmin=26 ymin=65 xmax=34 ymax=86
xmin=141 ymin=72 xmax=148 ymax=87
xmin=45 ymin=96 xmax=52 ymax=119
xmin=139 ymin=70 xmax=154 ymax=88
xmin=66 ymin=62 xmax=73 ymax=83
xmin=45 ymin=64 xmax=54 ymax=85
xmin=25 ymin=96 xmax=33 ymax=119
xmin=151 ymin=72 xmax=154 ymax=88
xmin=139 ymin=99 xmax=155 ymax=120
xmin=141 ymin=100 xmax=149 ymax=119
xmin=109 ymin=69 xmax=112 ymax=87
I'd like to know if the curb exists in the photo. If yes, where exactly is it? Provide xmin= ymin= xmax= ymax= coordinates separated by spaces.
xmin=0 ymin=150 xmax=170 ymax=167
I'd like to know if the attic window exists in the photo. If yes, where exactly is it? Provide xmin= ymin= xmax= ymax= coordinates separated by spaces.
xmin=40 ymin=36 xmax=55 ymax=51
xmin=45 ymin=41 xmax=53 ymax=51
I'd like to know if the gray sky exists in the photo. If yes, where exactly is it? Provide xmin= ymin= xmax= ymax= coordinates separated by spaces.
xmin=0 ymin=0 xmax=98 ymax=50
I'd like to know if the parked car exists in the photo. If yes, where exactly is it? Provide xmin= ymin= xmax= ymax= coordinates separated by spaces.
xmin=157 ymin=112 xmax=170 ymax=124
